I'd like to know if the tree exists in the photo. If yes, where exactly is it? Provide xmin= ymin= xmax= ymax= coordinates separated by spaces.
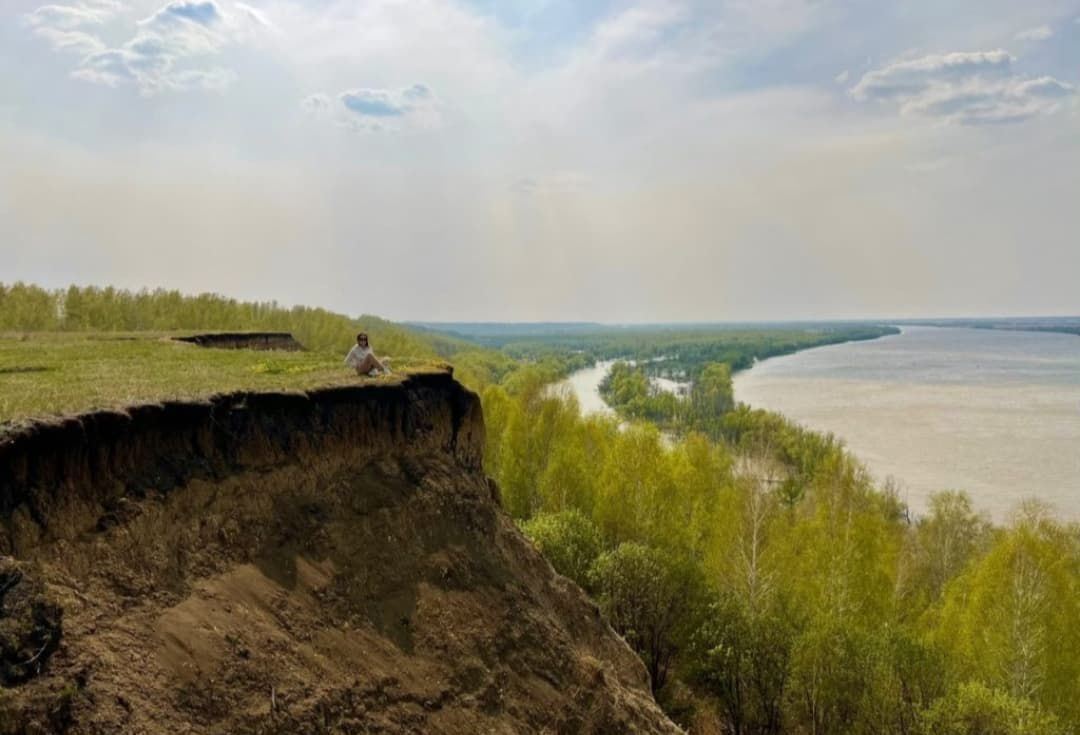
xmin=594 ymin=424 xmax=673 ymax=545
xmin=787 ymin=617 xmax=872 ymax=735
xmin=686 ymin=594 xmax=793 ymax=735
xmin=0 ymin=282 xmax=59 ymax=331
xmin=537 ymin=435 xmax=598 ymax=515
xmin=919 ymin=682 xmax=1064 ymax=735
xmin=690 ymin=362 xmax=734 ymax=437
xmin=589 ymin=543 xmax=707 ymax=694
xmin=902 ymin=491 xmax=992 ymax=604
xmin=932 ymin=503 xmax=1080 ymax=727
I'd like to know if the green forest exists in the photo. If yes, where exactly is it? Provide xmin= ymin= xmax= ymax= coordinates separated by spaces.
xmin=480 ymin=362 xmax=1080 ymax=734
xmin=437 ymin=324 xmax=1080 ymax=734
xmin=2 ymin=282 xmax=1078 ymax=734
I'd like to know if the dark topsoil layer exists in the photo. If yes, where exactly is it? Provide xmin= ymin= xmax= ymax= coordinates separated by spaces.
xmin=173 ymin=333 xmax=305 ymax=351
xmin=0 ymin=371 xmax=679 ymax=734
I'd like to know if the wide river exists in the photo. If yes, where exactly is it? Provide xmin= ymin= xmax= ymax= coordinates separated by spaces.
xmin=734 ymin=326 xmax=1080 ymax=520
xmin=557 ymin=326 xmax=1080 ymax=520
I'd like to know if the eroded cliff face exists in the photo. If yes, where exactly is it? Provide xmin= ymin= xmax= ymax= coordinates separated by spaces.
xmin=0 ymin=371 xmax=680 ymax=734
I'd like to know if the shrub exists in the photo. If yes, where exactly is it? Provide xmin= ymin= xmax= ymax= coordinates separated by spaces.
xmin=521 ymin=510 xmax=603 ymax=589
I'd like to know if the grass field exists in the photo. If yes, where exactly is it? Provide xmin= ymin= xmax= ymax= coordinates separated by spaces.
xmin=0 ymin=332 xmax=439 ymax=426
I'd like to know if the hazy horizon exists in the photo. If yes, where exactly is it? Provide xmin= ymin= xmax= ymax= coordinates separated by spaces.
xmin=5 ymin=279 xmax=1080 ymax=325
xmin=411 ymin=315 xmax=1080 ymax=326
xmin=3 ymin=0 xmax=1079 ymax=322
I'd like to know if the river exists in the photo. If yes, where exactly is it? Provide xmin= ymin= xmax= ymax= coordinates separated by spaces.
xmin=734 ymin=326 xmax=1080 ymax=520
xmin=556 ymin=327 xmax=1080 ymax=521
xmin=551 ymin=360 xmax=619 ymax=418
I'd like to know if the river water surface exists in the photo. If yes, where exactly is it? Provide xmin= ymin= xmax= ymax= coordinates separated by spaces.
xmin=553 ymin=360 xmax=619 ymax=417
xmin=733 ymin=326 xmax=1080 ymax=520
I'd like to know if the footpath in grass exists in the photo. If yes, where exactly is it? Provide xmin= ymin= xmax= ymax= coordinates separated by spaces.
xmin=0 ymin=333 xmax=437 ymax=426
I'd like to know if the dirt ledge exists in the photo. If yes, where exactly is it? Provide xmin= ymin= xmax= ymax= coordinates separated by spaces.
xmin=0 ymin=370 xmax=483 ymax=555
xmin=173 ymin=333 xmax=304 ymax=351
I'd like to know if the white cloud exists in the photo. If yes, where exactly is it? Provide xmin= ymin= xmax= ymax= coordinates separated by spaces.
xmin=24 ymin=2 xmax=117 ymax=30
xmin=141 ymin=0 xmax=224 ymax=29
xmin=232 ymin=2 xmax=277 ymax=38
xmin=588 ymin=1 xmax=686 ymax=60
xmin=25 ymin=0 xmax=267 ymax=94
xmin=23 ymin=0 xmax=120 ymax=53
xmin=162 ymin=67 xmax=237 ymax=91
xmin=851 ymin=50 xmax=1075 ymax=125
xmin=30 ymin=26 xmax=106 ymax=55
xmin=513 ymin=0 xmax=838 ymax=142
xmin=1015 ymin=25 xmax=1053 ymax=41
xmin=901 ymin=76 xmax=1073 ymax=124
xmin=341 ymin=85 xmax=428 ymax=118
xmin=852 ymin=50 xmax=1014 ymax=101
xmin=132 ymin=0 xmax=233 ymax=59
xmin=835 ymin=70 xmax=850 ymax=84
xmin=305 ymin=84 xmax=440 ymax=132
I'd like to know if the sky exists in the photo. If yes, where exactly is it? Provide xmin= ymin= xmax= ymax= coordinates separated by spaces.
xmin=1 ymin=0 xmax=1079 ymax=322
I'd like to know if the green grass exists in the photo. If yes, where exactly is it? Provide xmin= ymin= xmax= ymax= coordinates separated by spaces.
xmin=0 ymin=332 xmax=443 ymax=426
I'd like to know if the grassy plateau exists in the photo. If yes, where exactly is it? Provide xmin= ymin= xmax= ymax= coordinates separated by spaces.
xmin=0 ymin=332 xmax=439 ymax=426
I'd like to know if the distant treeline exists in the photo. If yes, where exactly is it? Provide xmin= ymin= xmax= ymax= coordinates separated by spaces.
xmin=896 ymin=318 xmax=1080 ymax=339
xmin=479 ymin=324 xmax=898 ymax=380
xmin=0 ymin=282 xmax=462 ymax=358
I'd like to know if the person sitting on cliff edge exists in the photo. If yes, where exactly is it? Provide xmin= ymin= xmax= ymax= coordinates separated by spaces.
xmin=345 ymin=332 xmax=391 ymax=376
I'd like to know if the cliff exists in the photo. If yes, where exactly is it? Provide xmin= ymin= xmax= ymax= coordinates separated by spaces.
xmin=0 ymin=371 xmax=680 ymax=734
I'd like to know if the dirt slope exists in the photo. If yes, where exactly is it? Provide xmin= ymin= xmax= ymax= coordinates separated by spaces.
xmin=0 ymin=371 xmax=680 ymax=734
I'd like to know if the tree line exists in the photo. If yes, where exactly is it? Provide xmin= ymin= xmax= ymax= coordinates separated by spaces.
xmin=0 ymin=281 xmax=463 ymax=359
xmin=463 ymin=323 xmax=899 ymax=376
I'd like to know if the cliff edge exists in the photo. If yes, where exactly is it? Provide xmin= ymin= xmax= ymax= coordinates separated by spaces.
xmin=0 ymin=371 xmax=680 ymax=734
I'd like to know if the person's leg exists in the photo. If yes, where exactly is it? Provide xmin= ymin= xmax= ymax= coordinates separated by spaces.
xmin=354 ymin=354 xmax=378 ymax=375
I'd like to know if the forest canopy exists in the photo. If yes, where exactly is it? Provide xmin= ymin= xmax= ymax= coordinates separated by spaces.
xmin=478 ymin=347 xmax=1079 ymax=734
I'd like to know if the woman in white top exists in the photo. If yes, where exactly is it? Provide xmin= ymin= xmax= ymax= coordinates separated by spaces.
xmin=344 ymin=332 xmax=390 ymax=376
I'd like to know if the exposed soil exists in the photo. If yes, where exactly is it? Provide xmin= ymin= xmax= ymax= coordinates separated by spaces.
xmin=173 ymin=333 xmax=304 ymax=351
xmin=0 ymin=372 xmax=680 ymax=734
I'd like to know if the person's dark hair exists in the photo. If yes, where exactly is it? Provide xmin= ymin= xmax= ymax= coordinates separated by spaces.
xmin=357 ymin=332 xmax=368 ymax=343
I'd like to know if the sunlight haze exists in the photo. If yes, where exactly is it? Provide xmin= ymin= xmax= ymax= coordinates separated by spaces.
xmin=2 ymin=0 xmax=1079 ymax=321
